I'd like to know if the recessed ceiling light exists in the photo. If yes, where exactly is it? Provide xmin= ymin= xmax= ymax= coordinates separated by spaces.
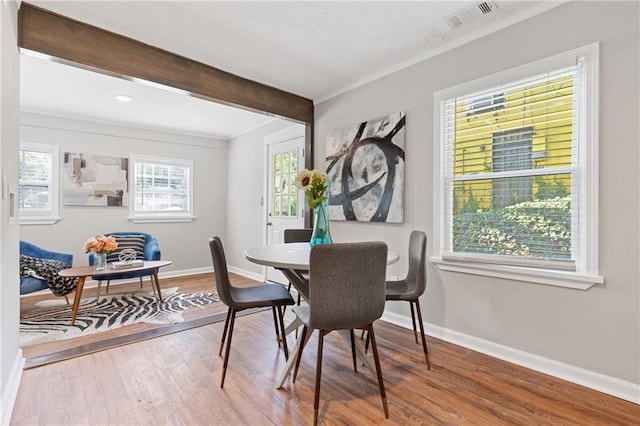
xmin=114 ymin=94 xmax=132 ymax=103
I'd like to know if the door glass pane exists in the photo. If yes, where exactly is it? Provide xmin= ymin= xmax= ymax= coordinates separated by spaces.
xmin=271 ymin=149 xmax=299 ymax=218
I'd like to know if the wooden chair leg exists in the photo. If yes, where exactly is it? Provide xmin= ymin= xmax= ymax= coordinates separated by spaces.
xmin=272 ymin=306 xmax=281 ymax=348
xmin=413 ymin=300 xmax=431 ymax=369
xmin=220 ymin=309 xmax=236 ymax=388
xmin=149 ymin=275 xmax=158 ymax=296
xmin=349 ymin=329 xmax=357 ymax=373
xmin=219 ymin=308 xmax=232 ymax=356
xmin=105 ymin=280 xmax=110 ymax=294
xmin=368 ymin=324 xmax=389 ymax=418
xmin=409 ymin=301 xmax=419 ymax=344
xmin=64 ymin=294 xmax=70 ymax=305
xmin=364 ymin=330 xmax=370 ymax=354
xmin=139 ymin=277 xmax=143 ymax=289
xmin=293 ymin=326 xmax=308 ymax=382
xmin=277 ymin=305 xmax=289 ymax=360
xmin=313 ymin=330 xmax=326 ymax=426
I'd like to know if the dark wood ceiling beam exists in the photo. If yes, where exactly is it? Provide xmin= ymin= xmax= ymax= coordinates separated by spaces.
xmin=17 ymin=3 xmax=314 ymax=124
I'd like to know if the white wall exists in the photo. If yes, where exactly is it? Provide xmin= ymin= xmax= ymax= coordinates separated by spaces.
xmin=19 ymin=113 xmax=228 ymax=274
xmin=0 ymin=1 xmax=22 ymax=423
xmin=314 ymin=1 xmax=639 ymax=399
xmin=225 ymin=119 xmax=301 ymax=277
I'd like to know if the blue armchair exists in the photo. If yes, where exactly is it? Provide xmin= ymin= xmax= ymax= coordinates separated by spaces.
xmin=89 ymin=232 xmax=161 ymax=294
xmin=20 ymin=241 xmax=73 ymax=296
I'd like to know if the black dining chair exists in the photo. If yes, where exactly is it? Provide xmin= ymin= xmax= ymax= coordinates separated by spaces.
xmin=291 ymin=242 xmax=389 ymax=425
xmin=208 ymin=236 xmax=295 ymax=388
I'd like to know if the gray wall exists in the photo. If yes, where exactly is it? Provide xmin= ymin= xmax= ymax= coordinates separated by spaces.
xmin=19 ymin=113 xmax=228 ymax=273
xmin=314 ymin=1 xmax=639 ymax=388
xmin=225 ymin=118 xmax=301 ymax=275
xmin=1 ymin=2 xmax=20 ymax=423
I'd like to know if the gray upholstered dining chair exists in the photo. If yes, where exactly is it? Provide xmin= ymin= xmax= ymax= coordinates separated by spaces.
xmin=284 ymin=228 xmax=313 ymax=244
xmin=291 ymin=242 xmax=389 ymax=425
xmin=385 ymin=230 xmax=431 ymax=368
xmin=208 ymin=236 xmax=295 ymax=388
xmin=283 ymin=228 xmax=312 ymax=305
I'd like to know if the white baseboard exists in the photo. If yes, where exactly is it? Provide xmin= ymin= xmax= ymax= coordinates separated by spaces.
xmin=381 ymin=310 xmax=640 ymax=405
xmin=227 ymin=266 xmax=264 ymax=283
xmin=1 ymin=349 xmax=24 ymax=426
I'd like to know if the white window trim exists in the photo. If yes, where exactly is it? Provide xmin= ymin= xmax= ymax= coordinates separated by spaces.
xmin=19 ymin=142 xmax=61 ymax=225
xmin=432 ymin=43 xmax=602 ymax=290
xmin=128 ymin=154 xmax=195 ymax=223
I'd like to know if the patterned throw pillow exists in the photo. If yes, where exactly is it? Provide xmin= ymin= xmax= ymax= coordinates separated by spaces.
xmin=106 ymin=234 xmax=146 ymax=263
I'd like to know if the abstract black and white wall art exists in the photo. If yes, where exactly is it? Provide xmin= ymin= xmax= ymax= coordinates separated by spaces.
xmin=326 ymin=112 xmax=405 ymax=223
xmin=63 ymin=152 xmax=129 ymax=206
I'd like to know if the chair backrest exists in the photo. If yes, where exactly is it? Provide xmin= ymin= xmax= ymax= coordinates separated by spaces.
xmin=284 ymin=228 xmax=313 ymax=243
xmin=405 ymin=230 xmax=427 ymax=298
xmin=208 ymin=236 xmax=234 ymax=307
xmin=308 ymin=242 xmax=388 ymax=330
xmin=20 ymin=241 xmax=73 ymax=267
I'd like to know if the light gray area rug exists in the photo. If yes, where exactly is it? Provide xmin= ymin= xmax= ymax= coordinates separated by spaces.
xmin=20 ymin=287 xmax=219 ymax=346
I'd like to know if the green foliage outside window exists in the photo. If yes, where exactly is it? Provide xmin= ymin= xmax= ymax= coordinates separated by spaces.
xmin=453 ymin=196 xmax=571 ymax=259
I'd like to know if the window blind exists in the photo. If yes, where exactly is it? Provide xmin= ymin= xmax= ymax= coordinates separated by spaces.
xmin=19 ymin=149 xmax=52 ymax=212
xmin=442 ymin=66 xmax=580 ymax=270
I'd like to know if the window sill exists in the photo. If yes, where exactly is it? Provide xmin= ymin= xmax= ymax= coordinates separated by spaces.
xmin=430 ymin=257 xmax=603 ymax=290
xmin=19 ymin=216 xmax=61 ymax=225
xmin=128 ymin=215 xmax=195 ymax=224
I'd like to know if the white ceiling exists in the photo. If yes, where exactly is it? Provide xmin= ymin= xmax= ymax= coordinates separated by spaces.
xmin=20 ymin=1 xmax=559 ymax=140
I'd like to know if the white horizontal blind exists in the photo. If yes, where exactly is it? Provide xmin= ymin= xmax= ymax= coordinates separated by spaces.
xmin=19 ymin=147 xmax=53 ymax=214
xmin=133 ymin=160 xmax=191 ymax=214
xmin=442 ymin=66 xmax=579 ymax=270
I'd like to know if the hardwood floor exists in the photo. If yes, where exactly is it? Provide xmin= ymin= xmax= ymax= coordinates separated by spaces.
xmin=12 ymin=274 xmax=640 ymax=425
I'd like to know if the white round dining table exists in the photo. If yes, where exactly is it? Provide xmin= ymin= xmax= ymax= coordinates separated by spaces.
xmin=245 ymin=242 xmax=399 ymax=271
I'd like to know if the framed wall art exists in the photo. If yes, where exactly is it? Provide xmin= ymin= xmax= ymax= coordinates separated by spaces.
xmin=63 ymin=152 xmax=129 ymax=206
xmin=326 ymin=112 xmax=405 ymax=223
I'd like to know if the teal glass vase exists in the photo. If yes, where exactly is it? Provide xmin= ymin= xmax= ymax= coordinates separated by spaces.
xmin=310 ymin=196 xmax=333 ymax=246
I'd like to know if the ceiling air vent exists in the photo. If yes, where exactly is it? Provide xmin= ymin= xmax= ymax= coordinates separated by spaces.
xmin=446 ymin=1 xmax=498 ymax=29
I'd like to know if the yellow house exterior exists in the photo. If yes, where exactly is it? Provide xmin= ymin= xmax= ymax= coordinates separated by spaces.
xmin=452 ymin=72 xmax=574 ymax=214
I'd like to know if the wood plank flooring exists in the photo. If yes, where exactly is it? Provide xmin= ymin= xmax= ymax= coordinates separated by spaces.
xmin=12 ymin=274 xmax=640 ymax=425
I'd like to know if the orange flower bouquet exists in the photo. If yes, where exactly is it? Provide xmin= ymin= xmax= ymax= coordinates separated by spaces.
xmin=83 ymin=235 xmax=118 ymax=255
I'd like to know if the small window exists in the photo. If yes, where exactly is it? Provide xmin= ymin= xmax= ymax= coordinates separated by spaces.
xmin=272 ymin=148 xmax=299 ymax=217
xmin=129 ymin=154 xmax=194 ymax=223
xmin=433 ymin=44 xmax=602 ymax=289
xmin=19 ymin=142 xmax=60 ymax=224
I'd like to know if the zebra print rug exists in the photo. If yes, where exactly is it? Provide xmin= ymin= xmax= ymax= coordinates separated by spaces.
xmin=20 ymin=287 xmax=219 ymax=346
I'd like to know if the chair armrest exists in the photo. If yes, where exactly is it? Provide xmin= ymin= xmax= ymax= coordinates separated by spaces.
xmin=144 ymin=236 xmax=161 ymax=261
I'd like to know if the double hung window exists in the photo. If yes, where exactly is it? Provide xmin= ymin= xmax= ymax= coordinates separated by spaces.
xmin=433 ymin=44 xmax=602 ymax=288
xmin=19 ymin=142 xmax=60 ymax=224
xmin=129 ymin=154 xmax=194 ymax=222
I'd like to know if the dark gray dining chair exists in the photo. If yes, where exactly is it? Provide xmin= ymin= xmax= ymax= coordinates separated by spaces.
xmin=284 ymin=228 xmax=313 ymax=244
xmin=209 ymin=236 xmax=295 ymax=388
xmin=291 ymin=242 xmax=389 ymax=425
xmin=283 ymin=228 xmax=312 ymax=305
xmin=385 ymin=230 xmax=431 ymax=368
